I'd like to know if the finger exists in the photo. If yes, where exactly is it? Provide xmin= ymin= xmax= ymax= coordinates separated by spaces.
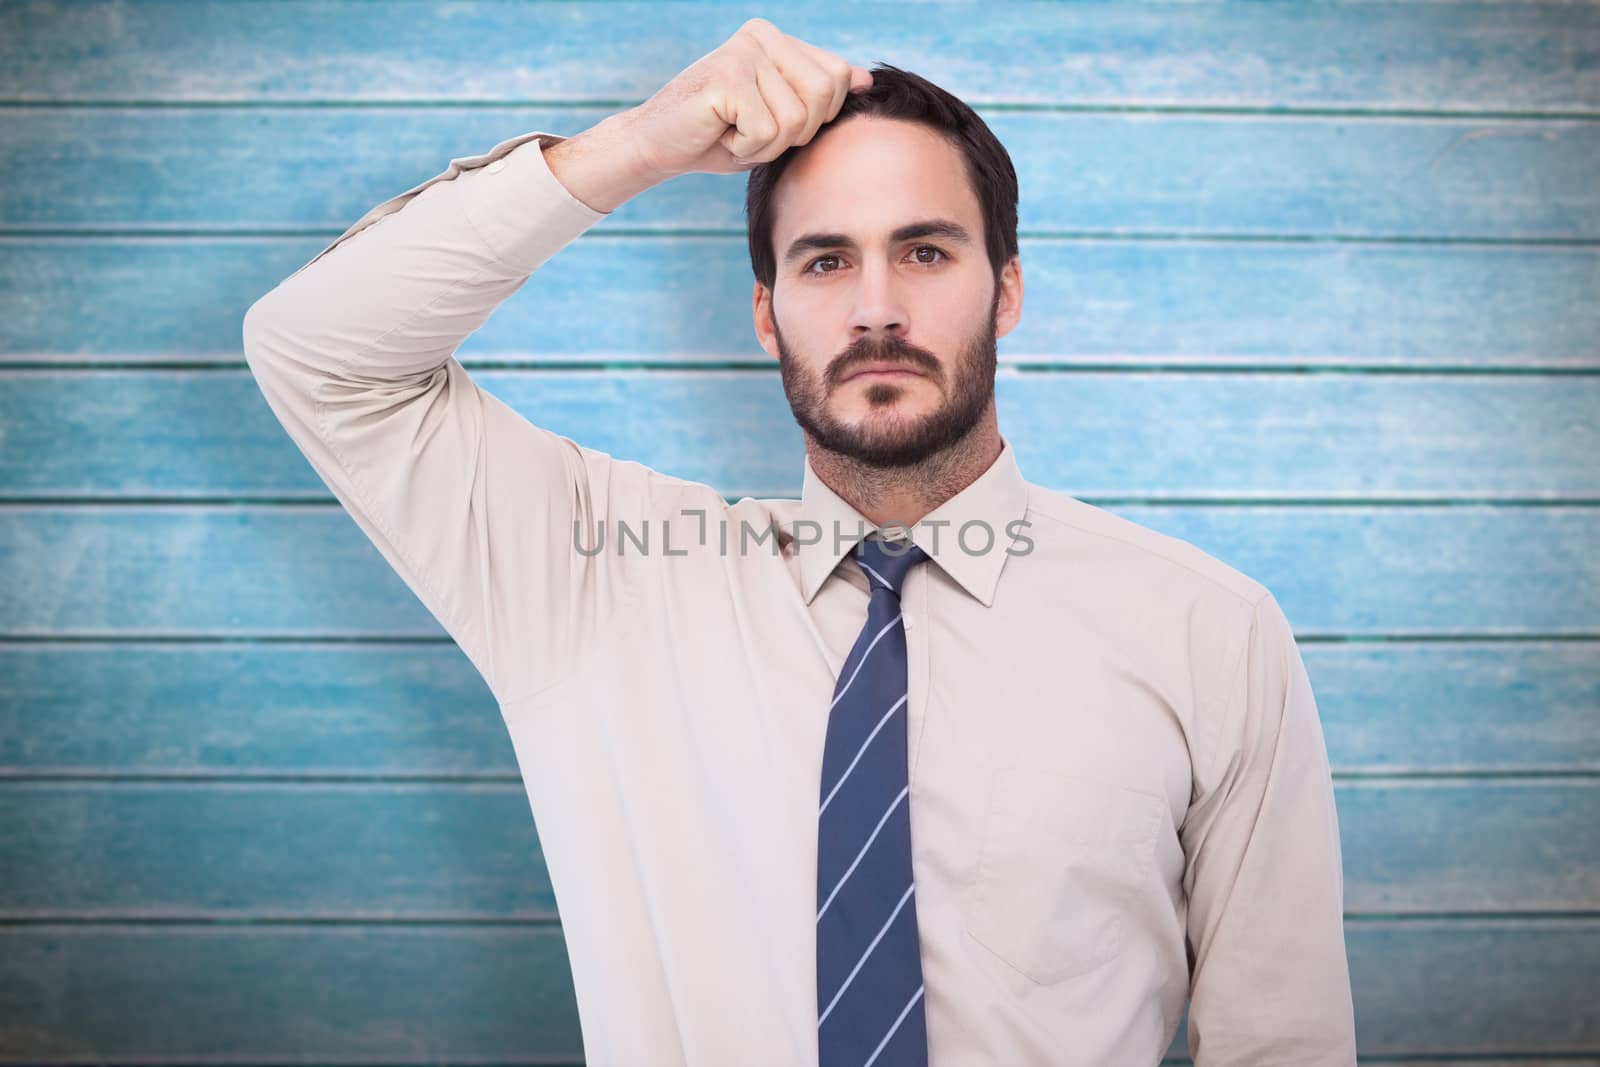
xmin=749 ymin=25 xmax=860 ymax=146
xmin=774 ymin=47 xmax=839 ymax=147
xmin=716 ymin=58 xmax=779 ymax=161
xmin=742 ymin=57 xmax=810 ymax=162
xmin=792 ymin=39 xmax=867 ymax=119
xmin=792 ymin=41 xmax=872 ymax=97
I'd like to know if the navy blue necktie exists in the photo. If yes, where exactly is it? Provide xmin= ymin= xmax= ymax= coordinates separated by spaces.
xmin=816 ymin=536 xmax=932 ymax=1067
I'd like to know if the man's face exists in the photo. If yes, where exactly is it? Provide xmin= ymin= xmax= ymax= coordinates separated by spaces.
xmin=754 ymin=116 xmax=1021 ymax=469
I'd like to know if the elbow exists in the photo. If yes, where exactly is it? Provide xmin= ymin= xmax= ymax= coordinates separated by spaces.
xmin=239 ymin=293 xmax=305 ymax=406
xmin=241 ymin=291 xmax=291 ymax=377
xmin=241 ymin=296 xmax=267 ymax=362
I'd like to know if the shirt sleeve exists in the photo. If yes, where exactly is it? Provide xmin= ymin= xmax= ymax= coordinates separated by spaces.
xmin=1181 ymin=590 xmax=1358 ymax=1065
xmin=241 ymin=129 xmax=656 ymax=705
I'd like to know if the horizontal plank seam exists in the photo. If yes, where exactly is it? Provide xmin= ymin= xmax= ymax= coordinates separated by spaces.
xmin=8 ymin=363 xmax=1600 ymax=376
xmin=1 ymin=912 xmax=1597 ymax=926
xmin=6 ymin=498 xmax=1600 ymax=508
xmin=1 ymin=772 xmax=1596 ymax=784
xmin=3 ymin=633 xmax=1598 ymax=643
xmin=4 ymin=228 xmax=1600 ymax=248
xmin=3 ymin=99 xmax=1598 ymax=121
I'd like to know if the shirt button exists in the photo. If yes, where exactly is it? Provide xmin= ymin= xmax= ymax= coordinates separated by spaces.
xmin=904 ymin=616 xmax=917 ymax=631
xmin=485 ymin=159 xmax=506 ymax=174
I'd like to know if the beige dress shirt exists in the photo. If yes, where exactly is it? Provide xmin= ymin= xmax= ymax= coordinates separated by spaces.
xmin=242 ymin=127 xmax=1358 ymax=1066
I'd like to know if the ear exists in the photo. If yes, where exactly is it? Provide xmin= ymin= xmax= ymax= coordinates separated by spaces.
xmin=752 ymin=280 xmax=780 ymax=360
xmin=994 ymin=254 xmax=1024 ymax=340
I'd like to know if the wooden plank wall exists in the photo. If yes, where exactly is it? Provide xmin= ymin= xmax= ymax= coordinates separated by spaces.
xmin=2 ymin=1 xmax=1597 ymax=1062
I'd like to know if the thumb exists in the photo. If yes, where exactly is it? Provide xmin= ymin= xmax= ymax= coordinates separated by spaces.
xmin=849 ymin=66 xmax=874 ymax=93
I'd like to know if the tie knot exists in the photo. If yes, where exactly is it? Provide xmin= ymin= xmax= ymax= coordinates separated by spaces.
xmin=852 ymin=536 xmax=930 ymax=598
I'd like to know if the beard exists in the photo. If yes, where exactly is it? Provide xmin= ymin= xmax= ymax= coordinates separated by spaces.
xmin=774 ymin=286 xmax=999 ymax=469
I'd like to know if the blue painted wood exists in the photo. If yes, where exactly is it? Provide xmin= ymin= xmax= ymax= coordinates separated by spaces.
xmin=3 ymin=506 xmax=1594 ymax=636
xmin=0 ymin=780 xmax=1594 ymax=915
xmin=1165 ymin=914 xmax=1600 ymax=1060
xmin=1310 ymin=642 xmax=1600 ymax=773
xmin=3 ymin=370 xmax=1596 ymax=498
xmin=0 ymin=926 xmax=585 ymax=1060
xmin=0 ymin=645 xmax=515 ymax=777
xmin=3 ymin=237 xmax=1595 ymax=366
xmin=0 ymin=783 xmax=560 ymax=916
xmin=1335 ymin=780 xmax=1600 ymax=912
xmin=4 ymin=642 xmax=1596 ymax=776
xmin=2 ymin=2 xmax=1595 ymax=110
xmin=3 ymin=0 xmax=1595 ymax=1060
xmin=1341 ymin=919 xmax=1600 ymax=1053
xmin=1180 ymin=1061 xmax=1600 ymax=1066
xmin=0 ymin=920 xmax=1594 ymax=1059
xmin=5 ymin=109 xmax=1597 ymax=239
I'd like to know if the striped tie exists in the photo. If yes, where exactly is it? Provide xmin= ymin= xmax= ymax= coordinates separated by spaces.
xmin=816 ymin=536 xmax=932 ymax=1067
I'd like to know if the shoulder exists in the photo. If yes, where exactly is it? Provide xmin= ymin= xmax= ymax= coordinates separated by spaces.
xmin=1020 ymin=481 xmax=1271 ymax=612
xmin=1014 ymin=482 xmax=1279 ymax=715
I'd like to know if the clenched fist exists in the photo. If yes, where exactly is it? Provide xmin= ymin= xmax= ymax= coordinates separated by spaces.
xmin=622 ymin=18 xmax=874 ymax=180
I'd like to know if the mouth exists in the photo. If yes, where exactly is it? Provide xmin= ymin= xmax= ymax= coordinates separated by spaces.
xmin=843 ymin=362 xmax=925 ymax=383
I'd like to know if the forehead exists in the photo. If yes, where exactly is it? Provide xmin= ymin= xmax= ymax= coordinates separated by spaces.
xmin=769 ymin=116 xmax=982 ymax=251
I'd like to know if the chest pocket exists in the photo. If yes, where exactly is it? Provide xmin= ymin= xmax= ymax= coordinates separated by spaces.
xmin=962 ymin=765 xmax=1164 ymax=985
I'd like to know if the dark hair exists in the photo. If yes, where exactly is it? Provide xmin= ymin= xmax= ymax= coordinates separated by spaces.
xmin=744 ymin=62 xmax=1020 ymax=292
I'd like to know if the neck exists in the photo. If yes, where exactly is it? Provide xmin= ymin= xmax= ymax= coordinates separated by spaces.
xmin=806 ymin=415 xmax=1003 ymax=531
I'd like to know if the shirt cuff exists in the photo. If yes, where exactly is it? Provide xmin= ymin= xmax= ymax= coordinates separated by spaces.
xmin=459 ymin=129 xmax=611 ymax=273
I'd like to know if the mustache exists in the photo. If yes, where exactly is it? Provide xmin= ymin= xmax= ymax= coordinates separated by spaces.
xmin=828 ymin=339 xmax=940 ymax=386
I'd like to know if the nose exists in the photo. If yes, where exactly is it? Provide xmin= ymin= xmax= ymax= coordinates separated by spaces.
xmin=848 ymin=258 xmax=910 ymax=340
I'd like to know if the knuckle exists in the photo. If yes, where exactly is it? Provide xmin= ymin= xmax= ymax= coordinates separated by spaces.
xmin=718 ymin=55 xmax=756 ymax=92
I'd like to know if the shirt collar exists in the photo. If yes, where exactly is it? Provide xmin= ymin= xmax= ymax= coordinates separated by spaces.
xmin=789 ymin=433 xmax=1030 ymax=608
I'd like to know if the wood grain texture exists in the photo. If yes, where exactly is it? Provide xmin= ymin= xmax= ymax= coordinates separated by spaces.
xmin=5 ymin=109 xmax=1596 ymax=239
xmin=4 ymin=506 xmax=1596 ymax=636
xmin=3 ymin=642 xmax=1595 ymax=776
xmin=3 ymin=370 xmax=1597 ymax=499
xmin=4 ymin=238 xmax=1596 ymax=367
xmin=2 ymin=0 xmax=1595 ymax=1060
xmin=2 ymin=2 xmax=1596 ymax=110
xmin=0 ymin=779 xmax=1595 ymax=916
xmin=0 ymin=921 xmax=1596 ymax=1059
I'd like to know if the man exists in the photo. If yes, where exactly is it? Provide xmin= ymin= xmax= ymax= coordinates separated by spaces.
xmin=242 ymin=17 xmax=1357 ymax=1066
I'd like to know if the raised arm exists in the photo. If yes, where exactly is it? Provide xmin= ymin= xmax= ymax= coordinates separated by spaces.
xmin=241 ymin=115 xmax=661 ymax=705
xmin=240 ymin=18 xmax=874 ymax=704
xmin=1181 ymin=591 xmax=1359 ymax=1064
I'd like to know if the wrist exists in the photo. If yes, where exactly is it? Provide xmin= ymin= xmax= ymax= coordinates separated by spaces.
xmin=544 ymin=110 xmax=663 ymax=214
xmin=606 ymin=107 xmax=676 ymax=188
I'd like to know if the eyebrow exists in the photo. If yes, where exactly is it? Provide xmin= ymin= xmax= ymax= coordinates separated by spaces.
xmin=781 ymin=218 xmax=974 ymax=268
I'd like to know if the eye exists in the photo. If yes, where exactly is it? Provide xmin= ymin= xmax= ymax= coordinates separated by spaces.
xmin=801 ymin=245 xmax=950 ymax=276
